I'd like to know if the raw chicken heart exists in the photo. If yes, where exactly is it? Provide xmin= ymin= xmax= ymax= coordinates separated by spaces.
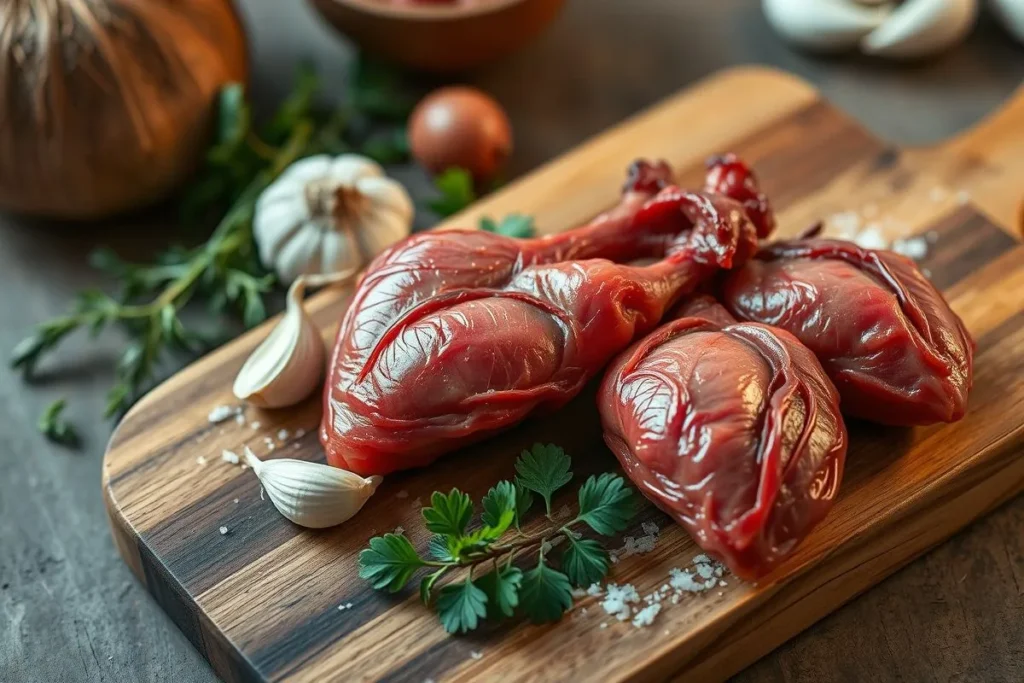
xmin=721 ymin=237 xmax=974 ymax=425
xmin=599 ymin=296 xmax=847 ymax=579
xmin=321 ymin=157 xmax=770 ymax=476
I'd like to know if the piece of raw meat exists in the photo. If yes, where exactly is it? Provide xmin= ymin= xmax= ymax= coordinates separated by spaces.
xmin=321 ymin=158 xmax=770 ymax=475
xmin=598 ymin=296 xmax=847 ymax=579
xmin=720 ymin=235 xmax=974 ymax=425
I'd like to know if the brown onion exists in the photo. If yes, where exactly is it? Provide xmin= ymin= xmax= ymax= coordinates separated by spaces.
xmin=0 ymin=0 xmax=248 ymax=220
xmin=408 ymin=86 xmax=512 ymax=182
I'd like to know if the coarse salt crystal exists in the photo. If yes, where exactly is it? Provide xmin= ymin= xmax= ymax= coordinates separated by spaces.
xmin=337 ymin=604 xmax=347 ymax=611
xmin=250 ymin=421 xmax=262 ymax=430
xmin=692 ymin=554 xmax=711 ymax=564
xmin=234 ymin=413 xmax=246 ymax=425
xmin=219 ymin=526 xmax=228 ymax=535
xmin=581 ymin=607 xmax=587 ymax=615
xmin=601 ymin=583 xmax=640 ymax=621
xmin=695 ymin=563 xmax=715 ymax=580
xmin=641 ymin=521 xmax=660 ymax=536
xmin=470 ymin=651 xmax=483 ymax=660
xmin=207 ymin=405 xmax=239 ymax=424
xmin=277 ymin=429 xmax=290 ymax=441
xmin=892 ymin=236 xmax=929 ymax=260
xmin=719 ymin=580 xmax=728 ymax=587
xmin=586 ymin=583 xmax=603 ymax=596
xmin=632 ymin=603 xmax=661 ymax=628
xmin=828 ymin=211 xmax=861 ymax=238
xmin=196 ymin=456 xmax=207 ymax=466
xmin=600 ymin=623 xmax=608 ymax=629
xmin=233 ymin=498 xmax=239 ymax=504
xmin=852 ymin=225 xmax=888 ymax=250
xmin=221 ymin=450 xmax=240 ymax=465
xmin=669 ymin=568 xmax=704 ymax=593
xmin=394 ymin=526 xmax=405 ymax=535
xmin=346 ymin=602 xmax=353 ymax=609
xmin=267 ymin=443 xmax=276 ymax=452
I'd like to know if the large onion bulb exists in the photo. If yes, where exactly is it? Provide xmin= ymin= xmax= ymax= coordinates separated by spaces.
xmin=0 ymin=0 xmax=248 ymax=219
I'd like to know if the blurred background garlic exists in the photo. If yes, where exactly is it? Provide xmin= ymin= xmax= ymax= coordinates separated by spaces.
xmin=253 ymin=153 xmax=414 ymax=285
xmin=764 ymin=0 xmax=982 ymax=60
xmin=762 ymin=0 xmax=892 ymax=53
xmin=863 ymin=0 xmax=978 ymax=59
xmin=990 ymin=0 xmax=1024 ymax=46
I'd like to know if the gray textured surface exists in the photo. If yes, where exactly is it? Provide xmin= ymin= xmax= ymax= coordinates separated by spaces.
xmin=1 ymin=1 xmax=1022 ymax=682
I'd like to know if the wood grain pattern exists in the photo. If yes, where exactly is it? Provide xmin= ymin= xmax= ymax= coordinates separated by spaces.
xmin=102 ymin=67 xmax=1024 ymax=683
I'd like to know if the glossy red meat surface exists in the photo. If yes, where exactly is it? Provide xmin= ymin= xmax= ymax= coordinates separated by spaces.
xmin=598 ymin=296 xmax=847 ymax=579
xmin=721 ymin=237 xmax=974 ymax=425
xmin=321 ymin=158 xmax=769 ymax=475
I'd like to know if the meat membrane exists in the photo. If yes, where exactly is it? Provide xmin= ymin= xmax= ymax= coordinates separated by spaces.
xmin=321 ymin=157 xmax=771 ymax=475
xmin=721 ymin=237 xmax=974 ymax=425
xmin=598 ymin=296 xmax=847 ymax=579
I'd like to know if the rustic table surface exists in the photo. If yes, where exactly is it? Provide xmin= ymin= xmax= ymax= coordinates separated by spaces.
xmin=1 ymin=1 xmax=1022 ymax=682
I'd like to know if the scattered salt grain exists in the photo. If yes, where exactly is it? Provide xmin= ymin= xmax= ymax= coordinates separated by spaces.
xmin=295 ymin=428 xmax=306 ymax=438
xmin=892 ymin=236 xmax=929 ymax=260
xmin=586 ymin=583 xmax=603 ymax=596
xmin=207 ymin=405 xmax=239 ymax=424
xmin=632 ymin=603 xmax=661 ymax=628
xmin=641 ymin=521 xmax=660 ymax=536
xmin=250 ymin=421 xmax=262 ymax=430
xmin=346 ymin=602 xmax=353 ymax=609
xmin=719 ymin=580 xmax=728 ymax=587
xmin=219 ymin=526 xmax=229 ymax=535
xmin=601 ymin=583 xmax=640 ymax=621
xmin=470 ymin=651 xmax=483 ymax=661
xmin=395 ymin=490 xmax=409 ymax=499
xmin=277 ymin=429 xmax=290 ymax=441
xmin=852 ymin=224 xmax=888 ymax=250
xmin=695 ymin=563 xmax=715 ymax=580
xmin=663 ymin=629 xmax=670 ymax=636
xmin=234 ymin=413 xmax=246 ymax=425
xmin=828 ymin=211 xmax=861 ymax=238
xmin=718 ymin=591 xmax=724 ymax=596
xmin=196 ymin=456 xmax=207 ymax=466
xmin=221 ymin=450 xmax=240 ymax=465
xmin=394 ymin=526 xmax=405 ymax=535
xmin=600 ymin=623 xmax=608 ymax=629
xmin=692 ymin=554 xmax=710 ymax=564
xmin=233 ymin=498 xmax=239 ymax=504
xmin=581 ymin=607 xmax=588 ymax=615
xmin=669 ymin=568 xmax=703 ymax=593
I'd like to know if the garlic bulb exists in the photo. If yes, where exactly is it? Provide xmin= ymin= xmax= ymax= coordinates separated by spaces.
xmin=862 ymin=0 xmax=978 ymax=58
xmin=244 ymin=448 xmax=382 ymax=528
xmin=990 ymin=0 xmax=1024 ymax=46
xmin=233 ymin=277 xmax=327 ymax=409
xmin=0 ymin=0 xmax=247 ymax=219
xmin=762 ymin=0 xmax=893 ymax=52
xmin=253 ymin=154 xmax=414 ymax=285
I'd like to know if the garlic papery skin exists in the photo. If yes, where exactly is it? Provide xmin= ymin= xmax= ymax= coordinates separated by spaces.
xmin=233 ymin=277 xmax=327 ymax=409
xmin=862 ymin=0 xmax=978 ymax=59
xmin=254 ymin=154 xmax=414 ymax=285
xmin=244 ymin=448 xmax=383 ymax=528
xmin=763 ymin=0 xmax=894 ymax=52
xmin=990 ymin=0 xmax=1024 ymax=46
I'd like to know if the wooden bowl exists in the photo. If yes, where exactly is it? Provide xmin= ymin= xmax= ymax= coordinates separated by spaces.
xmin=307 ymin=0 xmax=567 ymax=72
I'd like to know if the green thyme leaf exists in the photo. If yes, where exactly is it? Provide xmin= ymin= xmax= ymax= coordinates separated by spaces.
xmin=561 ymin=535 xmax=610 ymax=588
xmin=476 ymin=564 xmax=523 ymax=619
xmin=515 ymin=443 xmax=573 ymax=516
xmin=519 ymin=556 xmax=573 ymax=624
xmin=576 ymin=473 xmax=636 ymax=536
xmin=422 ymin=489 xmax=473 ymax=538
xmin=358 ymin=533 xmax=426 ymax=592
xmin=480 ymin=214 xmax=536 ymax=239
xmin=429 ymin=168 xmax=476 ymax=217
xmin=436 ymin=577 xmax=488 ymax=634
xmin=37 ymin=399 xmax=80 ymax=448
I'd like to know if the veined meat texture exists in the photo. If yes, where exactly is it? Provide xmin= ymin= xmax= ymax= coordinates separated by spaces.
xmin=721 ymin=233 xmax=974 ymax=425
xmin=321 ymin=156 xmax=774 ymax=475
xmin=598 ymin=296 xmax=847 ymax=579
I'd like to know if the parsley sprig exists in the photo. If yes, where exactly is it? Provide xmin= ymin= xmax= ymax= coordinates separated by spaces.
xmin=359 ymin=444 xmax=637 ymax=633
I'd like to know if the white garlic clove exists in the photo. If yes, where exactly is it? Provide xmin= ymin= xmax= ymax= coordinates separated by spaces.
xmin=244 ymin=447 xmax=382 ymax=528
xmin=233 ymin=278 xmax=326 ymax=409
xmin=990 ymin=0 xmax=1024 ymax=46
xmin=862 ymin=0 xmax=978 ymax=59
xmin=763 ymin=0 xmax=894 ymax=53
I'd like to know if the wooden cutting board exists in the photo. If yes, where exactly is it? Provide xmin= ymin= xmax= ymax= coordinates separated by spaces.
xmin=103 ymin=67 xmax=1024 ymax=683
